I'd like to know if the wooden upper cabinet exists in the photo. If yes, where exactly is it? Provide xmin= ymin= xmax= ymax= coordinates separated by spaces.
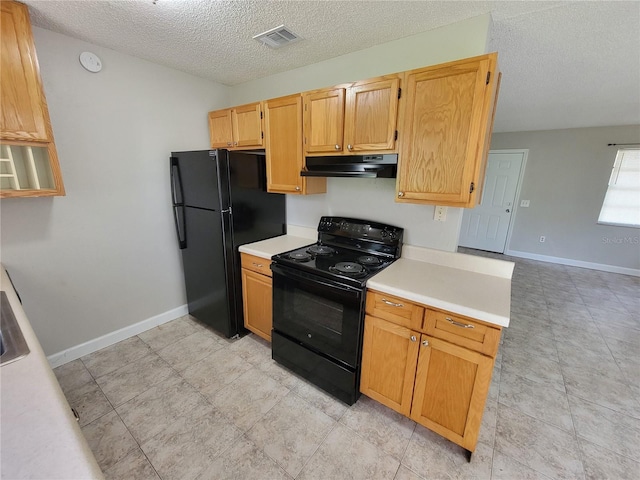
xmin=208 ymin=109 xmax=233 ymax=148
xmin=396 ymin=53 xmax=499 ymax=207
xmin=232 ymin=102 xmax=263 ymax=148
xmin=264 ymin=94 xmax=325 ymax=195
xmin=303 ymin=87 xmax=345 ymax=154
xmin=0 ymin=1 xmax=65 ymax=198
xmin=344 ymin=76 xmax=400 ymax=153
xmin=303 ymin=75 xmax=400 ymax=156
xmin=208 ymin=102 xmax=262 ymax=149
xmin=1 ymin=1 xmax=48 ymax=142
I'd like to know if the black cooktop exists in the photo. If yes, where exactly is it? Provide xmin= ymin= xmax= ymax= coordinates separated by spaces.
xmin=271 ymin=216 xmax=404 ymax=288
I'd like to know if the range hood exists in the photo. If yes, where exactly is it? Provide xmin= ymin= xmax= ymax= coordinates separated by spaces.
xmin=300 ymin=154 xmax=398 ymax=178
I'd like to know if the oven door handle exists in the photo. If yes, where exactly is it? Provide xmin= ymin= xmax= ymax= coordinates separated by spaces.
xmin=271 ymin=264 xmax=361 ymax=297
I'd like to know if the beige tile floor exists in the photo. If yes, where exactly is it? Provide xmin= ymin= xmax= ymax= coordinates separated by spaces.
xmin=54 ymin=250 xmax=640 ymax=480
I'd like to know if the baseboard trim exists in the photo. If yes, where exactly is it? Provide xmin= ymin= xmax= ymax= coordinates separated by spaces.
xmin=505 ymin=250 xmax=640 ymax=277
xmin=47 ymin=304 xmax=189 ymax=368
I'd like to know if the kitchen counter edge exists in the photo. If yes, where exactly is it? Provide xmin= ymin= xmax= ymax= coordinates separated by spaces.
xmin=0 ymin=266 xmax=104 ymax=480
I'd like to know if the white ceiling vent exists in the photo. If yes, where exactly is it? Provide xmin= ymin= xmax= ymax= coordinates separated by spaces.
xmin=253 ymin=25 xmax=301 ymax=49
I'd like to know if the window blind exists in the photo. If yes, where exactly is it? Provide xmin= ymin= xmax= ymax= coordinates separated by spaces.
xmin=598 ymin=148 xmax=640 ymax=228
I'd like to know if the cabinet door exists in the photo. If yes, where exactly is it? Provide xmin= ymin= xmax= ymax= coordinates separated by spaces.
xmin=241 ymin=268 xmax=273 ymax=342
xmin=360 ymin=315 xmax=420 ymax=416
xmin=344 ymin=77 xmax=400 ymax=152
xmin=0 ymin=1 xmax=49 ymax=142
xmin=232 ymin=103 xmax=263 ymax=148
xmin=303 ymin=88 xmax=345 ymax=154
xmin=397 ymin=54 xmax=497 ymax=206
xmin=208 ymin=109 xmax=233 ymax=148
xmin=264 ymin=94 xmax=304 ymax=193
xmin=411 ymin=335 xmax=493 ymax=452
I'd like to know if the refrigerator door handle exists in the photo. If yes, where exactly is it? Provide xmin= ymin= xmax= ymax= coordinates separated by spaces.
xmin=170 ymin=156 xmax=184 ymax=206
xmin=170 ymin=156 xmax=187 ymax=249
xmin=173 ymin=205 xmax=187 ymax=249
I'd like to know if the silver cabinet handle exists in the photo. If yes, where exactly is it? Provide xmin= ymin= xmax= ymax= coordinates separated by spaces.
xmin=347 ymin=144 xmax=353 ymax=150
xmin=335 ymin=144 xmax=340 ymax=150
xmin=422 ymin=340 xmax=429 ymax=346
xmin=227 ymin=142 xmax=232 ymax=146
xmin=446 ymin=317 xmax=474 ymax=329
xmin=410 ymin=335 xmax=417 ymax=342
xmin=295 ymin=186 xmax=301 ymax=191
xmin=234 ymin=142 xmax=238 ymax=146
xmin=381 ymin=298 xmax=404 ymax=307
xmin=397 ymin=191 xmax=405 ymax=197
xmin=252 ymin=262 xmax=264 ymax=268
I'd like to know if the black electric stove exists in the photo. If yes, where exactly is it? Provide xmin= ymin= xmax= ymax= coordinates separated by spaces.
xmin=270 ymin=216 xmax=403 ymax=405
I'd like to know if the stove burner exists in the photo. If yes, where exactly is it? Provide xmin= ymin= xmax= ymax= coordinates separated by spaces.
xmin=287 ymin=251 xmax=312 ymax=262
xmin=330 ymin=262 xmax=366 ymax=276
xmin=358 ymin=255 xmax=382 ymax=266
xmin=307 ymin=245 xmax=336 ymax=256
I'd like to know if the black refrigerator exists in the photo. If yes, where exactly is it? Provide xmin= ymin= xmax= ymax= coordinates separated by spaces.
xmin=170 ymin=149 xmax=286 ymax=337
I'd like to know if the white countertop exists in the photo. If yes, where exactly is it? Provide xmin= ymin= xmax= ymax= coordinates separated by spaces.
xmin=238 ymin=230 xmax=513 ymax=328
xmin=238 ymin=225 xmax=316 ymax=259
xmin=0 ymin=267 xmax=104 ymax=479
xmin=369 ymin=246 xmax=514 ymax=327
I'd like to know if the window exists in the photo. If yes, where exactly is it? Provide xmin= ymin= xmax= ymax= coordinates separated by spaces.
xmin=598 ymin=148 xmax=640 ymax=228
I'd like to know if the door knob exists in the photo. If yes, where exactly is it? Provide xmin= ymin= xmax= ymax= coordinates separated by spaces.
xmin=506 ymin=209 xmax=510 ymax=213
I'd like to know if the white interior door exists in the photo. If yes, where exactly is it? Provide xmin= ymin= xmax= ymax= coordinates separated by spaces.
xmin=458 ymin=151 xmax=525 ymax=253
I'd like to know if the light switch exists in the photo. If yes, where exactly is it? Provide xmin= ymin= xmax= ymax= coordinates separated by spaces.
xmin=520 ymin=200 xmax=530 ymax=207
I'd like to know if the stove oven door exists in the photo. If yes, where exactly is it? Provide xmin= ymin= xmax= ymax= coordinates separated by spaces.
xmin=271 ymin=263 xmax=364 ymax=368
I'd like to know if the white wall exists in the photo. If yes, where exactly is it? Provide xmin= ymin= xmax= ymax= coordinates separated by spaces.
xmin=0 ymin=28 xmax=229 ymax=355
xmin=491 ymin=125 xmax=640 ymax=271
xmin=229 ymin=15 xmax=492 ymax=251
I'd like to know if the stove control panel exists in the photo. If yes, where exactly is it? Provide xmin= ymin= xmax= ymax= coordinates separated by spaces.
xmin=318 ymin=216 xmax=403 ymax=246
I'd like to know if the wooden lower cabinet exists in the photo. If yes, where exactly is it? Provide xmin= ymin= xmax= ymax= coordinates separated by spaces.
xmin=360 ymin=315 xmax=419 ymax=416
xmin=410 ymin=334 xmax=494 ymax=452
xmin=240 ymin=253 xmax=273 ymax=342
xmin=360 ymin=291 xmax=500 ymax=455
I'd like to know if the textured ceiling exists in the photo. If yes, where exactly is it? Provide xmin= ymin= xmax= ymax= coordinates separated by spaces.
xmin=23 ymin=0 xmax=640 ymax=133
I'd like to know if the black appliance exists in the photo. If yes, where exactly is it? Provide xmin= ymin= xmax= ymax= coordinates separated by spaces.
xmin=300 ymin=154 xmax=398 ymax=178
xmin=170 ymin=149 xmax=285 ymax=338
xmin=271 ymin=216 xmax=403 ymax=404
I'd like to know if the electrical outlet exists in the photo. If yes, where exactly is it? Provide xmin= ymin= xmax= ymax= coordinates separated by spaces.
xmin=539 ymin=236 xmax=546 ymax=243
xmin=434 ymin=206 xmax=447 ymax=222
xmin=520 ymin=200 xmax=530 ymax=207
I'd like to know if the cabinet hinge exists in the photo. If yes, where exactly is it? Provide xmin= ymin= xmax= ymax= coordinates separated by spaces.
xmin=398 ymin=88 xmax=402 ymax=100
xmin=470 ymin=182 xmax=475 ymax=193
xmin=486 ymin=72 xmax=491 ymax=85
xmin=261 ymin=131 xmax=264 ymax=139
xmin=260 ymin=111 xmax=263 ymax=119
xmin=394 ymin=130 xmax=398 ymax=141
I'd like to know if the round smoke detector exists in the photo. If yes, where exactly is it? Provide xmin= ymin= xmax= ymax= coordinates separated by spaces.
xmin=79 ymin=51 xmax=102 ymax=73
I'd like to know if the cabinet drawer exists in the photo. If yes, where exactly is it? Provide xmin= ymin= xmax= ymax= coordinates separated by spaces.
xmin=423 ymin=309 xmax=501 ymax=357
xmin=240 ymin=253 xmax=272 ymax=277
xmin=366 ymin=291 xmax=424 ymax=331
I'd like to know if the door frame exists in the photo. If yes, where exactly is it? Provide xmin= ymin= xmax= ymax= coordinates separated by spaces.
xmin=486 ymin=149 xmax=528 ymax=253
xmin=460 ymin=149 xmax=529 ymax=253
